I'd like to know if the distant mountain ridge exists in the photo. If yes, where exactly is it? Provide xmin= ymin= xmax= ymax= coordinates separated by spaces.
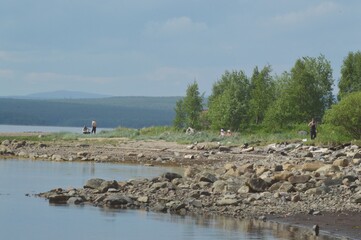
xmin=4 ymin=90 xmax=113 ymax=99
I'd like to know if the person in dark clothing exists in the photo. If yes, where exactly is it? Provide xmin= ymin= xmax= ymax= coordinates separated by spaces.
xmin=91 ymin=120 xmax=97 ymax=134
xmin=308 ymin=118 xmax=317 ymax=140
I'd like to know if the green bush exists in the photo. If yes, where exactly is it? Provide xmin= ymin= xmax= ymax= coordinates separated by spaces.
xmin=323 ymin=91 xmax=361 ymax=139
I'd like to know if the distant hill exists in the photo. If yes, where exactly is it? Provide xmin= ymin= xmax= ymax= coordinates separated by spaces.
xmin=6 ymin=90 xmax=113 ymax=99
xmin=0 ymin=96 xmax=181 ymax=128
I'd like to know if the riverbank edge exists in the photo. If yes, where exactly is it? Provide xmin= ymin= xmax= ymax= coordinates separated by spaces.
xmin=1 ymin=137 xmax=361 ymax=239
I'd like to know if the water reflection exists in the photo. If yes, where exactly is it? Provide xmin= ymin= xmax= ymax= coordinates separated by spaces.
xmin=97 ymin=207 xmax=341 ymax=240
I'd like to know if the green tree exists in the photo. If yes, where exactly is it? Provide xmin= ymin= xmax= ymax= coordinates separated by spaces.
xmin=264 ymin=55 xmax=334 ymax=129
xmin=207 ymin=70 xmax=250 ymax=131
xmin=173 ymin=99 xmax=186 ymax=129
xmin=183 ymin=81 xmax=204 ymax=129
xmin=338 ymin=51 xmax=361 ymax=100
xmin=173 ymin=81 xmax=204 ymax=130
xmin=324 ymin=91 xmax=361 ymax=139
xmin=248 ymin=65 xmax=275 ymax=124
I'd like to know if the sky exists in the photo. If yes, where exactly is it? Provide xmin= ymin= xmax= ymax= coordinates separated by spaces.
xmin=1 ymin=0 xmax=361 ymax=97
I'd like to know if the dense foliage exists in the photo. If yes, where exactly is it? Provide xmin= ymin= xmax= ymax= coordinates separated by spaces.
xmin=323 ymin=91 xmax=361 ymax=139
xmin=207 ymin=70 xmax=250 ymax=131
xmin=173 ymin=82 xmax=204 ymax=130
xmin=183 ymin=82 xmax=204 ymax=129
xmin=338 ymin=51 xmax=361 ymax=100
xmin=175 ymin=54 xmax=361 ymax=140
xmin=248 ymin=65 xmax=275 ymax=125
xmin=264 ymin=55 xmax=334 ymax=129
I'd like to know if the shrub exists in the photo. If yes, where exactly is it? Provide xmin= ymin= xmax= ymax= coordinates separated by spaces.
xmin=323 ymin=91 xmax=361 ymax=139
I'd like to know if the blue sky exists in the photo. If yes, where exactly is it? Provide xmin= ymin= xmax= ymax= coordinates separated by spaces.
xmin=1 ymin=0 xmax=360 ymax=97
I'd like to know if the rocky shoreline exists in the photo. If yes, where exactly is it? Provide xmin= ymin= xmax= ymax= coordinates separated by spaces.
xmin=1 ymin=137 xmax=361 ymax=239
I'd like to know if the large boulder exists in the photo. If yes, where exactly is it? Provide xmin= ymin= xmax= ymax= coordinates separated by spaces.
xmin=301 ymin=162 xmax=324 ymax=172
xmin=104 ymin=194 xmax=133 ymax=207
xmin=212 ymin=180 xmax=227 ymax=193
xmin=273 ymin=171 xmax=293 ymax=182
xmin=162 ymin=172 xmax=182 ymax=181
xmin=48 ymin=194 xmax=70 ymax=204
xmin=246 ymin=178 xmax=268 ymax=192
xmin=316 ymin=165 xmax=340 ymax=174
xmin=99 ymin=180 xmax=119 ymax=193
xmin=333 ymin=158 xmax=349 ymax=167
xmin=84 ymin=178 xmax=105 ymax=189
xmin=198 ymin=172 xmax=217 ymax=183
xmin=288 ymin=175 xmax=311 ymax=184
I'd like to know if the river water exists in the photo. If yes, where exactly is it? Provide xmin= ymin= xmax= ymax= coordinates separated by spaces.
xmin=0 ymin=125 xmax=341 ymax=239
xmin=0 ymin=124 xmax=111 ymax=134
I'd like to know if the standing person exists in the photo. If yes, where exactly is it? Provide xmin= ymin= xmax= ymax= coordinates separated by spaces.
xmin=220 ymin=128 xmax=225 ymax=137
xmin=308 ymin=118 xmax=317 ymax=140
xmin=91 ymin=120 xmax=97 ymax=134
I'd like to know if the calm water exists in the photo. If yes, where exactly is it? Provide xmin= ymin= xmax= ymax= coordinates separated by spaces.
xmin=0 ymin=159 xmax=343 ymax=240
xmin=0 ymin=124 xmax=111 ymax=134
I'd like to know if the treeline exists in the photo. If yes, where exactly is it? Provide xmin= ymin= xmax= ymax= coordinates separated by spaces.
xmin=174 ymin=52 xmax=361 ymax=139
xmin=0 ymin=97 xmax=179 ymax=128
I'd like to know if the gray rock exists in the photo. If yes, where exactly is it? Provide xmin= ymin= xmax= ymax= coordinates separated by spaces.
xmin=99 ymin=180 xmax=119 ymax=193
xmin=212 ymin=180 xmax=227 ymax=193
xmin=274 ymin=165 xmax=283 ymax=172
xmin=1 ymin=140 xmax=10 ymax=146
xmin=104 ymin=195 xmax=133 ymax=207
xmin=199 ymin=173 xmax=217 ymax=183
xmin=162 ymin=172 xmax=182 ymax=181
xmin=323 ymin=178 xmax=342 ymax=187
xmin=333 ymin=158 xmax=349 ymax=167
xmin=352 ymin=192 xmax=361 ymax=203
xmin=302 ymin=152 xmax=313 ymax=158
xmin=219 ymin=146 xmax=230 ymax=152
xmin=166 ymin=201 xmax=186 ymax=211
xmin=51 ymin=154 xmax=63 ymax=161
xmin=246 ymin=178 xmax=268 ymax=192
xmin=288 ymin=175 xmax=311 ymax=184
xmin=77 ymin=151 xmax=89 ymax=157
xmin=189 ymin=199 xmax=202 ymax=208
xmin=278 ymin=182 xmax=295 ymax=193
xmin=84 ymin=178 xmax=105 ymax=189
xmin=49 ymin=194 xmax=70 ymax=204
xmin=216 ymin=198 xmax=240 ymax=206
xmin=137 ymin=196 xmax=149 ymax=203
xmin=151 ymin=203 xmax=167 ymax=213
xmin=67 ymin=197 xmax=84 ymax=205
xmin=184 ymin=167 xmax=200 ymax=178
xmin=353 ymin=152 xmax=361 ymax=159
xmin=151 ymin=182 xmax=167 ymax=190
xmin=0 ymin=146 xmax=13 ymax=155
xmin=343 ymin=175 xmax=358 ymax=183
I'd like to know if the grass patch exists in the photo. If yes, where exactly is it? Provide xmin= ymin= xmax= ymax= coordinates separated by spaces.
xmin=0 ymin=123 xmax=358 ymax=147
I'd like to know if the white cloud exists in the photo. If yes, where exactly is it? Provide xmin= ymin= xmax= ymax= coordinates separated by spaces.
xmin=145 ymin=16 xmax=207 ymax=36
xmin=268 ymin=2 xmax=340 ymax=26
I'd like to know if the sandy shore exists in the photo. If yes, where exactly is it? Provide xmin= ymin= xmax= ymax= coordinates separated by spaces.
xmin=1 ymin=133 xmax=360 ymax=239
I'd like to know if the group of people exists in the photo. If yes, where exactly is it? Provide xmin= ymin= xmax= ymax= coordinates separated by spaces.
xmin=218 ymin=118 xmax=317 ymax=140
xmin=220 ymin=128 xmax=232 ymax=137
xmin=82 ymin=120 xmax=97 ymax=134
